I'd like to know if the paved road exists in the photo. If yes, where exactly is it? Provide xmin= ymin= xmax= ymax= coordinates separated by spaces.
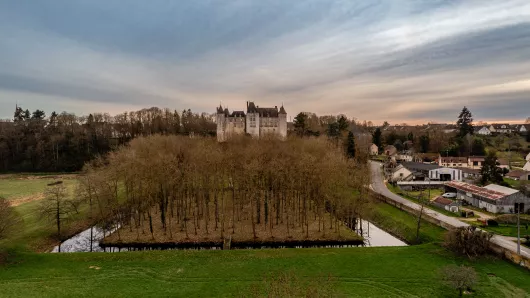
xmin=369 ymin=161 xmax=530 ymax=259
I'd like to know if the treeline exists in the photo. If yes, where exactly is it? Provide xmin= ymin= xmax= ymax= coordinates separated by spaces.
xmin=0 ymin=106 xmax=216 ymax=172
xmin=78 ymin=136 xmax=371 ymax=242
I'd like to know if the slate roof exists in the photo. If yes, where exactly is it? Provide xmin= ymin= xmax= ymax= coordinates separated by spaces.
xmin=402 ymin=162 xmax=441 ymax=171
xmin=247 ymin=101 xmax=280 ymax=117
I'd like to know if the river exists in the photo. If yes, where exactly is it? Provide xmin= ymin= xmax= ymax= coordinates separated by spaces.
xmin=52 ymin=220 xmax=407 ymax=253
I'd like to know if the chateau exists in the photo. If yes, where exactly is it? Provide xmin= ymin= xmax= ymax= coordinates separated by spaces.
xmin=216 ymin=102 xmax=287 ymax=141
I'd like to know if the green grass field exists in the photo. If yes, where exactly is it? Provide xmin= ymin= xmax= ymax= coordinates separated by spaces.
xmin=0 ymin=174 xmax=86 ymax=252
xmin=1 ymin=244 xmax=529 ymax=297
xmin=0 ymin=174 xmax=77 ymax=201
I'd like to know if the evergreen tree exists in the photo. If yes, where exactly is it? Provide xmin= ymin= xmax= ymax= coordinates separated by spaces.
xmin=526 ymin=132 xmax=530 ymax=143
xmin=419 ymin=135 xmax=430 ymax=153
xmin=471 ymin=138 xmax=486 ymax=156
xmin=407 ymin=132 xmax=414 ymax=141
xmin=346 ymin=131 xmax=356 ymax=159
xmin=337 ymin=115 xmax=348 ymax=132
xmin=457 ymin=107 xmax=474 ymax=138
xmin=31 ymin=109 xmax=46 ymax=120
xmin=372 ymin=128 xmax=382 ymax=150
xmin=293 ymin=112 xmax=308 ymax=137
xmin=480 ymin=151 xmax=504 ymax=185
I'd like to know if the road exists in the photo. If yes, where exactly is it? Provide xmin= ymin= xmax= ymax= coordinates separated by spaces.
xmin=369 ymin=161 xmax=530 ymax=259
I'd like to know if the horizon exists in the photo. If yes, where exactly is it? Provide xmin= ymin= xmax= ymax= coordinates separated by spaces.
xmin=1 ymin=1 xmax=529 ymax=123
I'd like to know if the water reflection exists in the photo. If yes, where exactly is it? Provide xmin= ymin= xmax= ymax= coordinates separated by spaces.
xmin=356 ymin=220 xmax=407 ymax=247
xmin=52 ymin=220 xmax=406 ymax=253
xmin=52 ymin=226 xmax=125 ymax=253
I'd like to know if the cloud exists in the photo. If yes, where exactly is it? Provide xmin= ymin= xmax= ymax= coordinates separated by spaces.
xmin=0 ymin=0 xmax=529 ymax=123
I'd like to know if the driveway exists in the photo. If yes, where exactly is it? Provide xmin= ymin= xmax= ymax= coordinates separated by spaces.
xmin=369 ymin=161 xmax=530 ymax=259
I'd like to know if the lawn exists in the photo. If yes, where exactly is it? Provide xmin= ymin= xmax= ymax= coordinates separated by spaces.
xmin=503 ymin=177 xmax=521 ymax=189
xmin=1 ymin=244 xmax=529 ymax=297
xmin=0 ymin=174 xmax=77 ymax=202
xmin=0 ymin=174 xmax=89 ymax=252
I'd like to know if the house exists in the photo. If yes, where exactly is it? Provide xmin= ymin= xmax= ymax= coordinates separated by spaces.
xmin=413 ymin=153 xmax=439 ymax=163
xmin=389 ymin=164 xmax=414 ymax=182
xmin=369 ymin=144 xmax=379 ymax=155
xmin=402 ymin=162 xmax=463 ymax=181
xmin=439 ymin=156 xmax=468 ymax=168
xmin=497 ymin=158 xmax=510 ymax=170
xmin=445 ymin=181 xmax=530 ymax=214
xmin=396 ymin=150 xmax=414 ymax=162
xmin=467 ymin=156 xmax=486 ymax=170
xmin=524 ymin=161 xmax=530 ymax=171
xmin=514 ymin=124 xmax=529 ymax=134
xmin=526 ymin=153 xmax=530 ymax=161
xmin=432 ymin=196 xmax=460 ymax=213
xmin=489 ymin=124 xmax=512 ymax=134
xmin=474 ymin=126 xmax=491 ymax=136
xmin=505 ymin=170 xmax=530 ymax=181
xmin=384 ymin=145 xmax=397 ymax=156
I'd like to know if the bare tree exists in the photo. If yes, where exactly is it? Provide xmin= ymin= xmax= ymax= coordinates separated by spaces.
xmin=440 ymin=265 xmax=478 ymax=296
xmin=445 ymin=226 xmax=493 ymax=258
xmin=40 ymin=183 xmax=79 ymax=241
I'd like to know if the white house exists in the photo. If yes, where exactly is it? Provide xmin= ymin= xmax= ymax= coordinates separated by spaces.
xmin=526 ymin=153 xmax=530 ymax=161
xmin=524 ymin=161 xmax=530 ymax=171
xmin=369 ymin=144 xmax=379 ymax=155
xmin=489 ymin=124 xmax=512 ymax=134
xmin=389 ymin=165 xmax=414 ymax=182
xmin=474 ymin=126 xmax=491 ymax=135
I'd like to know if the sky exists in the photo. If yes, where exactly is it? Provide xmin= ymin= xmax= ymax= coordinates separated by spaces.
xmin=1 ymin=0 xmax=529 ymax=124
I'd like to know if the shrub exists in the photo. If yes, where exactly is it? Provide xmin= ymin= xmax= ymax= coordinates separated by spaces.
xmin=487 ymin=219 xmax=499 ymax=227
xmin=440 ymin=265 xmax=478 ymax=296
xmin=444 ymin=227 xmax=493 ymax=259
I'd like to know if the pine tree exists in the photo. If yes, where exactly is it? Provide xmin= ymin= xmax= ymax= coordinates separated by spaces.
xmin=293 ymin=112 xmax=308 ymax=137
xmin=457 ymin=107 xmax=474 ymax=138
xmin=346 ymin=131 xmax=355 ymax=159
xmin=407 ymin=132 xmax=414 ymax=141
xmin=480 ymin=151 xmax=504 ymax=185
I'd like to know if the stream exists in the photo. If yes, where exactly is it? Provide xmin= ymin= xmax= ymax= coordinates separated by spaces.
xmin=52 ymin=220 xmax=407 ymax=253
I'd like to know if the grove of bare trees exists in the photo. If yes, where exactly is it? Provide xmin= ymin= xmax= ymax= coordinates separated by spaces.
xmin=79 ymin=135 xmax=371 ymax=245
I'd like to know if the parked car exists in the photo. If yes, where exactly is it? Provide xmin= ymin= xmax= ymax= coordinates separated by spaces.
xmin=442 ymin=192 xmax=457 ymax=198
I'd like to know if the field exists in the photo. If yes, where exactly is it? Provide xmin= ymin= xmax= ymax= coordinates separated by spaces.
xmin=0 ymin=174 xmax=88 ymax=251
xmin=1 ymin=244 xmax=530 ymax=297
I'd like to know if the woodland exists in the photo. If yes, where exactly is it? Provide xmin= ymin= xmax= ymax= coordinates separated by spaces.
xmin=77 ymin=135 xmax=370 ymax=247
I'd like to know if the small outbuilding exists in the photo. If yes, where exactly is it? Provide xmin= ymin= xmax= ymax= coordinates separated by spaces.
xmin=432 ymin=196 xmax=460 ymax=213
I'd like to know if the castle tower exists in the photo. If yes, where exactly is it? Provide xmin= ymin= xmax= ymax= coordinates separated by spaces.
xmin=216 ymin=104 xmax=226 ymax=142
xmin=278 ymin=105 xmax=287 ymax=138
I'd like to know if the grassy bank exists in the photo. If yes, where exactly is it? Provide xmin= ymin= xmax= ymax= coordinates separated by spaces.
xmin=365 ymin=201 xmax=446 ymax=244
xmin=1 ymin=244 xmax=529 ymax=297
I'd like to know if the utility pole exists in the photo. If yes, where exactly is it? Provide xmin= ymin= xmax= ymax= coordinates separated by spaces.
xmin=517 ymin=202 xmax=521 ymax=255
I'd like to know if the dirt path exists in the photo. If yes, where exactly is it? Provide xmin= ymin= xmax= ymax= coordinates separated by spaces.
xmin=9 ymin=193 xmax=45 ymax=207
